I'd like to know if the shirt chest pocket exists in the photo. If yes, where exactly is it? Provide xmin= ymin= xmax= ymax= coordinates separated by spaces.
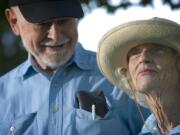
xmin=0 ymin=112 xmax=38 ymax=135
xmin=74 ymin=108 xmax=128 ymax=135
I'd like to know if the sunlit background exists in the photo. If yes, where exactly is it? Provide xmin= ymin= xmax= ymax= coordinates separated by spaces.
xmin=78 ymin=0 xmax=180 ymax=51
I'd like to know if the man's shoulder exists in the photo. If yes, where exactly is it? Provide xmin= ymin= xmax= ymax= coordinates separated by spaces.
xmin=81 ymin=48 xmax=98 ymax=67
xmin=75 ymin=44 xmax=96 ymax=60
xmin=0 ymin=60 xmax=27 ymax=81
xmin=74 ymin=44 xmax=100 ymax=71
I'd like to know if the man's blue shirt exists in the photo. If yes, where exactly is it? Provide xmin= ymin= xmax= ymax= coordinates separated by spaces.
xmin=0 ymin=43 xmax=149 ymax=135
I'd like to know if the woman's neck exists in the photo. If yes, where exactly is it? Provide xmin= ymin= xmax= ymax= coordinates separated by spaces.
xmin=145 ymin=88 xmax=180 ymax=134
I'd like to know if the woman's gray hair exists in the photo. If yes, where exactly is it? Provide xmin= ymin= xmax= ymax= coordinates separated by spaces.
xmin=115 ymin=67 xmax=148 ymax=107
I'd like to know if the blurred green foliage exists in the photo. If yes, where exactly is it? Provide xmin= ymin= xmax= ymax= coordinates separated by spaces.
xmin=0 ymin=1 xmax=27 ymax=76
xmin=0 ymin=0 xmax=180 ymax=76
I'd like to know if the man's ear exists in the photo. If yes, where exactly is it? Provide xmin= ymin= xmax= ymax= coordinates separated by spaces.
xmin=5 ymin=8 xmax=20 ymax=35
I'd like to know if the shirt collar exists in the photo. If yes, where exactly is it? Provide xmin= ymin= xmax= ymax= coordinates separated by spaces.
xmin=169 ymin=125 xmax=180 ymax=134
xmin=17 ymin=54 xmax=38 ymax=79
xmin=140 ymin=114 xmax=160 ymax=134
xmin=18 ymin=42 xmax=95 ymax=78
xmin=141 ymin=114 xmax=180 ymax=134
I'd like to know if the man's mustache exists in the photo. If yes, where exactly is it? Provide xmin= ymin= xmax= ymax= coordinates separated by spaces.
xmin=41 ymin=38 xmax=70 ymax=47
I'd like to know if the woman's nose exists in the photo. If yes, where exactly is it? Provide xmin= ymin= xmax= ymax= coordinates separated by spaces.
xmin=139 ymin=49 xmax=151 ymax=63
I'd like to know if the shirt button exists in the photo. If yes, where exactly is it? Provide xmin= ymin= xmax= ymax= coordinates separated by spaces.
xmin=53 ymin=81 xmax=59 ymax=87
xmin=53 ymin=106 xmax=59 ymax=113
xmin=10 ymin=126 xmax=15 ymax=132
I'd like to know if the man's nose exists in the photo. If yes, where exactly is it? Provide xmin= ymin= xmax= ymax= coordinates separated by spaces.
xmin=48 ymin=22 xmax=62 ymax=40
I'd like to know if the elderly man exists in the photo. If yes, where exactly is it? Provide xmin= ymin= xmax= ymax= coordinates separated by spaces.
xmin=0 ymin=0 xmax=149 ymax=135
xmin=97 ymin=17 xmax=180 ymax=135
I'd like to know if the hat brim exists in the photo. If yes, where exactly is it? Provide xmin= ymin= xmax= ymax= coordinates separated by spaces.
xmin=97 ymin=18 xmax=180 ymax=107
xmin=18 ymin=1 xmax=84 ymax=23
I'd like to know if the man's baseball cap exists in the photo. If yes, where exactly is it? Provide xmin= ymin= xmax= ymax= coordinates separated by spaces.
xmin=8 ymin=0 xmax=84 ymax=23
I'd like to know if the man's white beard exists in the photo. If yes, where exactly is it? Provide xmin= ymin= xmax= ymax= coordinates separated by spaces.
xmin=22 ymin=39 xmax=74 ymax=70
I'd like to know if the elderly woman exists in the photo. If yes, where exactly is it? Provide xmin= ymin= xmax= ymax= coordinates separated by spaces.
xmin=97 ymin=17 xmax=180 ymax=135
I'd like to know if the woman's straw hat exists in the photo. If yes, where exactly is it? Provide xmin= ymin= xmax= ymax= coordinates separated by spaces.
xmin=97 ymin=17 xmax=180 ymax=107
